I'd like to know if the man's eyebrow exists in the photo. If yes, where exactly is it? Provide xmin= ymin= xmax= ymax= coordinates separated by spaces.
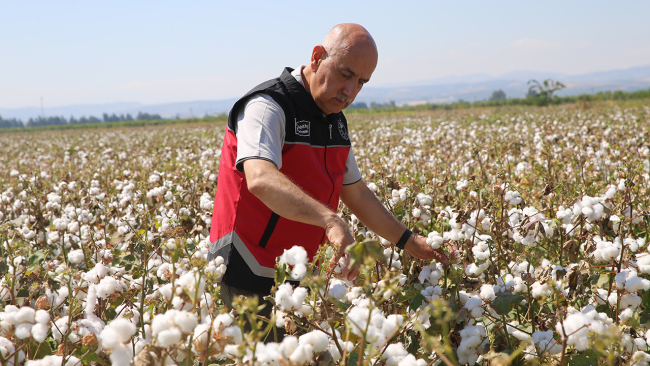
xmin=343 ymin=67 xmax=370 ymax=83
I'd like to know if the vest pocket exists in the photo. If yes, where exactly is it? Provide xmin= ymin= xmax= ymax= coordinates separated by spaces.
xmin=258 ymin=213 xmax=280 ymax=248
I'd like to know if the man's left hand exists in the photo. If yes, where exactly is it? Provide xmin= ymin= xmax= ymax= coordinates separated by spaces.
xmin=404 ymin=235 xmax=456 ymax=265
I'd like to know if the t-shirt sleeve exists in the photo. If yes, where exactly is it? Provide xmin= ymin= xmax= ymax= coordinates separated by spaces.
xmin=235 ymin=94 xmax=286 ymax=172
xmin=342 ymin=148 xmax=362 ymax=185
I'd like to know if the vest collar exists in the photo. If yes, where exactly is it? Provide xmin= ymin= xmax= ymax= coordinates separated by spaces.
xmin=281 ymin=67 xmax=340 ymax=120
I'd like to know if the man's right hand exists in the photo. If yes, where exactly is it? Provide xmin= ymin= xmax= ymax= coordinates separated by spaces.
xmin=325 ymin=215 xmax=358 ymax=283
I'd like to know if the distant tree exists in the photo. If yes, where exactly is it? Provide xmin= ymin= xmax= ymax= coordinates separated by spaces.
xmin=137 ymin=112 xmax=162 ymax=121
xmin=0 ymin=114 xmax=23 ymax=128
xmin=527 ymin=79 xmax=566 ymax=105
xmin=489 ymin=90 xmax=506 ymax=101
xmin=88 ymin=116 xmax=101 ymax=123
xmin=347 ymin=102 xmax=368 ymax=109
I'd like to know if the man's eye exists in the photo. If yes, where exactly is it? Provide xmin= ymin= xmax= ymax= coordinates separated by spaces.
xmin=341 ymin=72 xmax=350 ymax=78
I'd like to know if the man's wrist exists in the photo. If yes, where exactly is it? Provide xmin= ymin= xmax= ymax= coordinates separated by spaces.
xmin=395 ymin=228 xmax=413 ymax=250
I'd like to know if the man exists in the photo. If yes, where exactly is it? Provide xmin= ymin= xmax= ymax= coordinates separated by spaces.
xmin=209 ymin=23 xmax=449 ymax=312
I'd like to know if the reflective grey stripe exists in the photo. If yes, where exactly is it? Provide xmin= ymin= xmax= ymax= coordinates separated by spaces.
xmin=209 ymin=231 xmax=276 ymax=278
xmin=284 ymin=141 xmax=350 ymax=148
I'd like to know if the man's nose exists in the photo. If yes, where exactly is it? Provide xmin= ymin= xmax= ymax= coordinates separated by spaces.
xmin=343 ymin=79 xmax=358 ymax=100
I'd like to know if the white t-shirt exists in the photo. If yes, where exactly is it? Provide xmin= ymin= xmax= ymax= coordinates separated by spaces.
xmin=235 ymin=66 xmax=362 ymax=185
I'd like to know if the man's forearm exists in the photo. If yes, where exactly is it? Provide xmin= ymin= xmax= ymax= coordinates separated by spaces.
xmin=244 ymin=159 xmax=338 ymax=228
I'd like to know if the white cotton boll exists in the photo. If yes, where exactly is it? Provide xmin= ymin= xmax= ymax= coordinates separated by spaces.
xmin=15 ymin=323 xmax=33 ymax=339
xmin=109 ymin=343 xmax=133 ymax=366
xmin=289 ymin=343 xmax=314 ymax=365
xmin=291 ymin=264 xmax=307 ymax=280
xmin=15 ymin=307 xmax=36 ymax=323
xmin=96 ymin=276 xmax=120 ymax=298
xmin=412 ymin=207 xmax=422 ymax=218
xmin=174 ymin=311 xmax=198 ymax=334
xmin=382 ymin=314 xmax=404 ymax=337
xmin=479 ymin=284 xmax=496 ymax=302
xmin=213 ymin=313 xmax=234 ymax=331
xmin=222 ymin=325 xmax=243 ymax=345
xmin=35 ymin=309 xmax=50 ymax=324
xmin=621 ymin=293 xmax=642 ymax=309
xmin=619 ymin=308 xmax=634 ymax=322
xmin=299 ymin=331 xmax=329 ymax=353
xmin=31 ymin=323 xmax=49 ymax=342
xmin=68 ymin=249 xmax=84 ymax=264
xmin=157 ymin=327 xmax=182 ymax=347
xmin=531 ymin=282 xmax=553 ymax=298
xmin=275 ymin=284 xmax=295 ymax=311
xmin=328 ymin=284 xmax=347 ymax=301
xmin=152 ymin=313 xmax=175 ymax=335
xmin=426 ymin=231 xmax=443 ymax=249
xmin=615 ymin=270 xmax=629 ymax=290
xmin=557 ymin=312 xmax=591 ymax=351
xmin=383 ymin=343 xmax=409 ymax=366
xmin=626 ymin=277 xmax=650 ymax=292
xmin=108 ymin=318 xmax=136 ymax=343
xmin=327 ymin=343 xmax=342 ymax=362
xmin=99 ymin=327 xmax=122 ymax=349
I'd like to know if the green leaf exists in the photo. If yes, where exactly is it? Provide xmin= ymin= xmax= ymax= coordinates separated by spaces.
xmin=569 ymin=349 xmax=599 ymax=366
xmin=17 ymin=287 xmax=30 ymax=298
xmin=345 ymin=239 xmax=386 ymax=271
xmin=409 ymin=293 xmax=425 ymax=312
xmin=29 ymin=336 xmax=54 ymax=358
xmin=348 ymin=352 xmax=360 ymax=366
xmin=275 ymin=263 xmax=290 ymax=285
xmin=28 ymin=250 xmax=45 ymax=270
xmin=490 ymin=292 xmax=525 ymax=315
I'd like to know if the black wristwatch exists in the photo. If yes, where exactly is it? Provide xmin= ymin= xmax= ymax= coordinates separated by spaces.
xmin=395 ymin=229 xmax=413 ymax=250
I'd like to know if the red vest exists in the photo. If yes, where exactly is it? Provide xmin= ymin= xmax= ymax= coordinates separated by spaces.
xmin=209 ymin=68 xmax=352 ymax=293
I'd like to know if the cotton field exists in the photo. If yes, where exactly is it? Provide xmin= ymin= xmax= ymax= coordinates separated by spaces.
xmin=1 ymin=103 xmax=649 ymax=365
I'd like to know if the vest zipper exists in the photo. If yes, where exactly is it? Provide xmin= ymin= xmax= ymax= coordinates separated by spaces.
xmin=321 ymin=121 xmax=336 ymax=244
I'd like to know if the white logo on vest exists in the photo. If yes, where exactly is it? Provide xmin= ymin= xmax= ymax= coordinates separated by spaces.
xmin=295 ymin=119 xmax=310 ymax=137
xmin=338 ymin=119 xmax=349 ymax=140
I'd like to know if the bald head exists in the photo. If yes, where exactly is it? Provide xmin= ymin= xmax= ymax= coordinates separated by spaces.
xmin=321 ymin=23 xmax=378 ymax=62
xmin=303 ymin=23 xmax=378 ymax=115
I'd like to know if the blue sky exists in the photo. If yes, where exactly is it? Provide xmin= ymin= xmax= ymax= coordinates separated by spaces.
xmin=1 ymin=0 xmax=649 ymax=109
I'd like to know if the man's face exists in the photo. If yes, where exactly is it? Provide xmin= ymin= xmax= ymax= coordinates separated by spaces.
xmin=309 ymin=44 xmax=377 ymax=115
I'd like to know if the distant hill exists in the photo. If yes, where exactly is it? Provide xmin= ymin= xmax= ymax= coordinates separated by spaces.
xmin=2 ymin=65 xmax=649 ymax=122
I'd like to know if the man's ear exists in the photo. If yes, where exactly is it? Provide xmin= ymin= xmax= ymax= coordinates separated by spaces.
xmin=310 ymin=45 xmax=326 ymax=72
